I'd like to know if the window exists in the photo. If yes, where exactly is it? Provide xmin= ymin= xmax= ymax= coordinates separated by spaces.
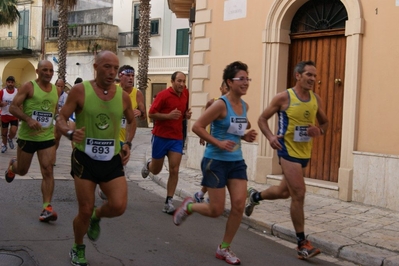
xmin=132 ymin=4 xmax=140 ymax=46
xmin=151 ymin=83 xmax=166 ymax=103
xmin=150 ymin=19 xmax=160 ymax=35
xmin=176 ymin=28 xmax=189 ymax=55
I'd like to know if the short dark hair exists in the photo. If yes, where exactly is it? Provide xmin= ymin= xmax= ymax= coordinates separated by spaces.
xmin=223 ymin=61 xmax=248 ymax=88
xmin=6 ymin=76 xmax=15 ymax=82
xmin=74 ymin=77 xmax=83 ymax=84
xmin=171 ymin=71 xmax=185 ymax=81
xmin=293 ymin=61 xmax=316 ymax=77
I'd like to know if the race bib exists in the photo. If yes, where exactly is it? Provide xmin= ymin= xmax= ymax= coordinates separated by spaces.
xmin=85 ymin=138 xmax=115 ymax=161
xmin=227 ymin=117 xmax=247 ymax=136
xmin=32 ymin=110 xmax=53 ymax=128
xmin=120 ymin=116 xmax=126 ymax=129
xmin=293 ymin=125 xmax=311 ymax=142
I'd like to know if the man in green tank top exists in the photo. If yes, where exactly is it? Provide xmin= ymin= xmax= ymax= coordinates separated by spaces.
xmin=56 ymin=50 xmax=136 ymax=266
xmin=6 ymin=60 xmax=60 ymax=223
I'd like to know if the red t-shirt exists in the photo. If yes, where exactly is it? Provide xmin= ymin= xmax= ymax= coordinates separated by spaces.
xmin=149 ymin=87 xmax=188 ymax=140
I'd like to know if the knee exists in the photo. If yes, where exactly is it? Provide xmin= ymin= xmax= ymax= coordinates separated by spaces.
xmin=230 ymin=199 xmax=245 ymax=214
xmin=281 ymin=190 xmax=290 ymax=199
xmin=79 ymin=206 xmax=94 ymax=220
xmin=109 ymin=201 xmax=127 ymax=217
xmin=208 ymin=205 xmax=224 ymax=217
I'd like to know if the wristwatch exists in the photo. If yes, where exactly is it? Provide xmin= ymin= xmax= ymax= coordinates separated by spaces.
xmin=66 ymin=130 xmax=74 ymax=141
xmin=124 ymin=141 xmax=132 ymax=149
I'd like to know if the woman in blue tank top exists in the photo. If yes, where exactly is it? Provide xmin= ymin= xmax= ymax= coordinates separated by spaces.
xmin=173 ymin=61 xmax=257 ymax=265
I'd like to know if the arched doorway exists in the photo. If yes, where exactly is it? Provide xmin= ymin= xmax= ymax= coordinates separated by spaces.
xmin=259 ymin=0 xmax=363 ymax=200
xmin=2 ymin=59 xmax=36 ymax=87
xmin=287 ymin=0 xmax=348 ymax=182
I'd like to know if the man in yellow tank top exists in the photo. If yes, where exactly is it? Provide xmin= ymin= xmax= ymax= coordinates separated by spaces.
xmin=97 ymin=65 xmax=147 ymax=201
xmin=245 ymin=61 xmax=328 ymax=260
xmin=6 ymin=60 xmax=60 ymax=223
xmin=118 ymin=65 xmax=146 ymax=145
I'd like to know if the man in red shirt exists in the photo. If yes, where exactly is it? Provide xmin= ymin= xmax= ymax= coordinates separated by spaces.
xmin=141 ymin=71 xmax=191 ymax=214
xmin=0 ymin=76 xmax=19 ymax=153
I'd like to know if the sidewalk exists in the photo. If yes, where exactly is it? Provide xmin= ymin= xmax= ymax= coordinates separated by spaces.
xmin=143 ymin=145 xmax=399 ymax=266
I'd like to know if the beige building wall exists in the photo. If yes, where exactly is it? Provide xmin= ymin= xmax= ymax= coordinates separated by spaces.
xmin=185 ymin=0 xmax=399 ymax=211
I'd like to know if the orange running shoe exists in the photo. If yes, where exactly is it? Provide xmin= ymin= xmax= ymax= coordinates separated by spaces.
xmin=39 ymin=205 xmax=58 ymax=222
xmin=297 ymin=240 xmax=321 ymax=259
xmin=5 ymin=158 xmax=16 ymax=183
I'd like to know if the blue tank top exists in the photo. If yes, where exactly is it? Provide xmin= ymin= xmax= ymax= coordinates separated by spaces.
xmin=204 ymin=95 xmax=248 ymax=161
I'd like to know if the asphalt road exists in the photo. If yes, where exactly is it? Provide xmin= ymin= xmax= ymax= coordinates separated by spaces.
xmin=0 ymin=178 xmax=344 ymax=266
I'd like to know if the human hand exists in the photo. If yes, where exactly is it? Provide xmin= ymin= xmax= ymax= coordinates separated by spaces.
xmin=269 ymin=135 xmax=283 ymax=150
xmin=199 ymin=138 xmax=205 ymax=146
xmin=169 ymin=108 xmax=182 ymax=120
xmin=27 ymin=118 xmax=42 ymax=130
xmin=218 ymin=140 xmax=237 ymax=152
xmin=243 ymin=129 xmax=257 ymax=142
xmin=185 ymin=108 xmax=192 ymax=119
xmin=307 ymin=124 xmax=322 ymax=137
xmin=121 ymin=145 xmax=131 ymax=165
xmin=133 ymin=109 xmax=141 ymax=118
xmin=72 ymin=127 xmax=85 ymax=143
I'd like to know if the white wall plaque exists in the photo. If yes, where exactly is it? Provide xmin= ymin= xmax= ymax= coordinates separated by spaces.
xmin=224 ymin=0 xmax=247 ymax=21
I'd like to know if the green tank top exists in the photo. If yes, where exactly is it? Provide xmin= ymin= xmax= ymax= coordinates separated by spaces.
xmin=18 ymin=80 xmax=58 ymax=141
xmin=75 ymin=81 xmax=123 ymax=161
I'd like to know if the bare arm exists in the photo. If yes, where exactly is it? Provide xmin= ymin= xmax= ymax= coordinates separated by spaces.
xmin=56 ymin=84 xmax=85 ymax=143
xmin=121 ymin=91 xmax=136 ymax=165
xmin=258 ymin=92 xmax=287 ymax=150
xmin=136 ymin=89 xmax=147 ymax=120
xmin=10 ymin=82 xmax=43 ymax=130
xmin=192 ymin=100 xmax=236 ymax=151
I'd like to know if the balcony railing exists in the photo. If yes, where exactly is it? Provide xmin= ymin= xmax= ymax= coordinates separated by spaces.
xmin=0 ymin=36 xmax=36 ymax=50
xmin=148 ymin=56 xmax=189 ymax=74
xmin=118 ymin=31 xmax=139 ymax=48
xmin=46 ymin=23 xmax=118 ymax=40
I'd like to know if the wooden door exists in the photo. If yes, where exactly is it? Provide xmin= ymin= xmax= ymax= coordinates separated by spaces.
xmin=287 ymin=30 xmax=346 ymax=182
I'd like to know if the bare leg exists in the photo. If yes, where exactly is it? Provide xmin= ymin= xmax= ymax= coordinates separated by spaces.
xmin=165 ymin=151 xmax=182 ymax=197
xmin=37 ymin=145 xmax=56 ymax=204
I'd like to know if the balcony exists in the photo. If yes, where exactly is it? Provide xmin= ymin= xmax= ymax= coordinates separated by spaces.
xmin=0 ymin=36 xmax=36 ymax=50
xmin=46 ymin=22 xmax=118 ymax=40
xmin=168 ymin=0 xmax=194 ymax=18
xmin=0 ymin=36 xmax=36 ymax=57
xmin=148 ymin=56 xmax=189 ymax=74
xmin=45 ymin=23 xmax=118 ymax=53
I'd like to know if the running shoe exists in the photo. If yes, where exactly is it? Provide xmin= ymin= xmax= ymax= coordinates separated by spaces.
xmin=297 ymin=240 xmax=321 ymax=259
xmin=87 ymin=210 xmax=101 ymax=241
xmin=244 ymin=187 xmax=260 ymax=217
xmin=162 ymin=198 xmax=176 ymax=214
xmin=193 ymin=192 xmax=205 ymax=203
xmin=39 ymin=205 xmax=58 ymax=222
xmin=98 ymin=188 xmax=107 ymax=201
xmin=173 ymin=197 xmax=193 ymax=225
xmin=141 ymin=158 xmax=151 ymax=178
xmin=8 ymin=138 xmax=14 ymax=149
xmin=5 ymin=158 xmax=17 ymax=183
xmin=215 ymin=245 xmax=241 ymax=265
xmin=70 ymin=244 xmax=88 ymax=266
xmin=1 ymin=145 xmax=7 ymax=153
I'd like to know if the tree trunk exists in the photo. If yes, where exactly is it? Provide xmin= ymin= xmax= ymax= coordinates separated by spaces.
xmin=137 ymin=0 xmax=151 ymax=128
xmin=57 ymin=0 xmax=68 ymax=81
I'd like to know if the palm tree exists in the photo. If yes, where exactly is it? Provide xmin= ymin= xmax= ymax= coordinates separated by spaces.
xmin=137 ymin=0 xmax=151 ymax=127
xmin=45 ymin=0 xmax=77 ymax=81
xmin=0 ymin=0 xmax=20 ymax=26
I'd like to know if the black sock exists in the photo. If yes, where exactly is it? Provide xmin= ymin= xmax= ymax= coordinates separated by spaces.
xmin=253 ymin=192 xmax=262 ymax=202
xmin=296 ymin=232 xmax=306 ymax=246
xmin=165 ymin=196 xmax=173 ymax=204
